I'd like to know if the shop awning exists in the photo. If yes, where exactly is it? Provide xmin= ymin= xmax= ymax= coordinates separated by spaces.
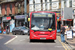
xmin=2 ymin=17 xmax=11 ymax=21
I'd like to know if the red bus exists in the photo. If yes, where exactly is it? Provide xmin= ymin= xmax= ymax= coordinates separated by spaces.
xmin=30 ymin=11 xmax=57 ymax=41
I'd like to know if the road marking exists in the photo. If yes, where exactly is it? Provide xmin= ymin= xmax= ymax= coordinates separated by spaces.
xmin=57 ymin=36 xmax=67 ymax=50
xmin=57 ymin=36 xmax=71 ymax=50
xmin=4 ymin=36 xmax=17 ymax=45
xmin=64 ymin=43 xmax=70 ymax=50
xmin=58 ymin=36 xmax=71 ymax=50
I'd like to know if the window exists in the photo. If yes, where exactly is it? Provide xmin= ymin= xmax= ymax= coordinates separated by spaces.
xmin=50 ymin=0 xmax=52 ymax=9
xmin=10 ymin=4 xmax=12 ymax=14
xmin=5 ymin=5 xmax=7 ymax=14
xmin=18 ymin=3 xmax=21 ymax=13
xmin=0 ymin=5 xmax=1 ymax=14
xmin=69 ymin=0 xmax=72 ymax=7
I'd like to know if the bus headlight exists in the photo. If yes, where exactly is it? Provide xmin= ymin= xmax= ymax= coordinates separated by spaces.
xmin=31 ymin=32 xmax=36 ymax=35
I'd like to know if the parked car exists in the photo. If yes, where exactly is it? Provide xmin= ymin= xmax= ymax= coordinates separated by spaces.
xmin=12 ymin=26 xmax=29 ymax=35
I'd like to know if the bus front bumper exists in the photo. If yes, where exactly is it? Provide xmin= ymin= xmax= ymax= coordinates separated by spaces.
xmin=30 ymin=34 xmax=56 ymax=40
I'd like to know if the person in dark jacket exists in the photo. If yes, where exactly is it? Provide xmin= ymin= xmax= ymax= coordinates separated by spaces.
xmin=60 ymin=24 xmax=65 ymax=42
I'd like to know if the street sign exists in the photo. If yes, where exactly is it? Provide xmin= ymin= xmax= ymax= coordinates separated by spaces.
xmin=66 ymin=30 xmax=73 ymax=39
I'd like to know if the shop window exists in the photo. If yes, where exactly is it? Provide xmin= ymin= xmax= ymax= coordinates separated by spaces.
xmin=10 ymin=4 xmax=12 ymax=14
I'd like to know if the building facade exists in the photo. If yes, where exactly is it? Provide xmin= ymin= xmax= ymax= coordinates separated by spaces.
xmin=0 ymin=0 xmax=29 ymax=32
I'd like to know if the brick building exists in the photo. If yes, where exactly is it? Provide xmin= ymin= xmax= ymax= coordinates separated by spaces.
xmin=0 ymin=0 xmax=29 ymax=32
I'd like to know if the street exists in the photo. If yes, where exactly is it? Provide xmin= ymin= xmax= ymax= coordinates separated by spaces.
xmin=0 ymin=35 xmax=16 ymax=50
xmin=0 ymin=35 xmax=71 ymax=50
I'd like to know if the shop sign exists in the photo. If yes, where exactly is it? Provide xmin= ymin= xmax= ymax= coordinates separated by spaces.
xmin=15 ymin=15 xmax=25 ymax=19
xmin=7 ymin=17 xmax=11 ymax=20
xmin=2 ymin=17 xmax=11 ymax=21
xmin=66 ymin=30 xmax=73 ymax=39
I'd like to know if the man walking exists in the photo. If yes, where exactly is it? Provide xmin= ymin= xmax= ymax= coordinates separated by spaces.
xmin=60 ymin=24 xmax=65 ymax=42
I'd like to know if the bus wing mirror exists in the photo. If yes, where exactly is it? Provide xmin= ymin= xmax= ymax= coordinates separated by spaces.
xmin=28 ymin=18 xmax=30 ymax=22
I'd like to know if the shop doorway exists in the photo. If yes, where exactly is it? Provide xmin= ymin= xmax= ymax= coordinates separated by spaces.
xmin=3 ymin=21 xmax=10 ymax=29
xmin=63 ymin=20 xmax=73 ymax=27
xmin=16 ymin=19 xmax=25 ymax=27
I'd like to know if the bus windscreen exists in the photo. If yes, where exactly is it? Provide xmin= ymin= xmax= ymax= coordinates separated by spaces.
xmin=31 ymin=13 xmax=55 ymax=31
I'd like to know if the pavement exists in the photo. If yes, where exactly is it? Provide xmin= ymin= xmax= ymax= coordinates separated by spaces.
xmin=57 ymin=33 xmax=75 ymax=50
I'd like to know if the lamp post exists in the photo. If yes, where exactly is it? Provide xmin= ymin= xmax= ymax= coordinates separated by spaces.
xmin=73 ymin=14 xmax=75 ymax=26
xmin=24 ymin=0 xmax=27 ymax=25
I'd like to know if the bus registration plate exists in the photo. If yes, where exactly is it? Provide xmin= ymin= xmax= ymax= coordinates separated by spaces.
xmin=40 ymin=38 xmax=46 ymax=40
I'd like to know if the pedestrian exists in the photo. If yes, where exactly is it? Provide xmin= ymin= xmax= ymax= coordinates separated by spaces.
xmin=0 ymin=24 xmax=1 ymax=33
xmin=6 ymin=25 xmax=9 ymax=34
xmin=60 ymin=24 xmax=65 ymax=42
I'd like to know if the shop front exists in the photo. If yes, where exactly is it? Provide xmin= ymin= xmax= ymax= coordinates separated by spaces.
xmin=14 ymin=15 xmax=25 ymax=27
xmin=2 ymin=17 xmax=11 ymax=33
xmin=0 ymin=17 xmax=2 ymax=33
xmin=2 ymin=17 xmax=11 ymax=29
xmin=63 ymin=19 xmax=73 ymax=27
